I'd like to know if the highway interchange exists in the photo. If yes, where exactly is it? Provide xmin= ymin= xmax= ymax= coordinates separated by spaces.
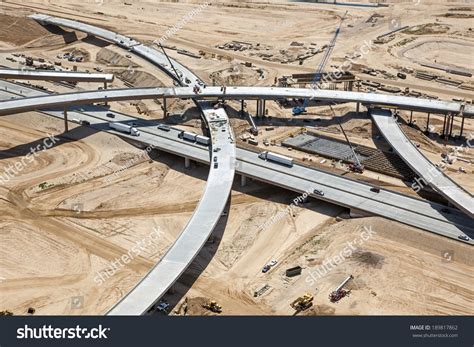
xmin=0 ymin=13 xmax=472 ymax=315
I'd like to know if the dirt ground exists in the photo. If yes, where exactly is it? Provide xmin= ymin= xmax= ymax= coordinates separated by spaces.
xmin=0 ymin=1 xmax=472 ymax=316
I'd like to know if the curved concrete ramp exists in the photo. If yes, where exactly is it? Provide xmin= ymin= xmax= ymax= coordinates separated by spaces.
xmin=370 ymin=108 xmax=474 ymax=218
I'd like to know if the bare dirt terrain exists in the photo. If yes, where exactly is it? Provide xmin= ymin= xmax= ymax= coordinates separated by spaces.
xmin=0 ymin=0 xmax=472 ymax=316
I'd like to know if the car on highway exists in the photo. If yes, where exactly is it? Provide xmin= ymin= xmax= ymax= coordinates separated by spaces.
xmin=441 ymin=208 xmax=451 ymax=214
xmin=157 ymin=124 xmax=170 ymax=132
xmin=268 ymin=260 xmax=277 ymax=267
xmin=370 ymin=187 xmax=380 ymax=193
xmin=313 ymin=189 xmax=324 ymax=196
xmin=80 ymin=120 xmax=90 ymax=126
xmin=262 ymin=265 xmax=271 ymax=273
xmin=213 ymin=157 xmax=218 ymax=163
xmin=458 ymin=235 xmax=469 ymax=241
xmin=106 ymin=112 xmax=116 ymax=119
xmin=214 ymin=163 xmax=218 ymax=169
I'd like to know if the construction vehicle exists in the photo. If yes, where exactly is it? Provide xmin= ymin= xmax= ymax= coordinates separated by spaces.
xmin=292 ymin=11 xmax=348 ymax=116
xmin=338 ymin=122 xmax=364 ymax=173
xmin=290 ymin=293 xmax=314 ymax=312
xmin=202 ymin=300 xmax=222 ymax=313
xmin=329 ymin=275 xmax=353 ymax=303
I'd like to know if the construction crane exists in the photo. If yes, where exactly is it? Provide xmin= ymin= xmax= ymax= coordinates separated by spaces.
xmin=329 ymin=275 xmax=353 ymax=303
xmin=158 ymin=43 xmax=183 ymax=87
xmin=292 ymin=11 xmax=348 ymax=116
xmin=338 ymin=121 xmax=364 ymax=173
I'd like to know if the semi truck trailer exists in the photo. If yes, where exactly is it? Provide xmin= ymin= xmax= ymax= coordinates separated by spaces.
xmin=179 ymin=131 xmax=210 ymax=146
xmin=109 ymin=122 xmax=140 ymax=136
xmin=258 ymin=151 xmax=293 ymax=167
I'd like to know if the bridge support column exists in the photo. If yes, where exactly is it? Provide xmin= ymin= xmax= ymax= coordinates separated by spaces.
xmin=356 ymin=102 xmax=360 ymax=115
xmin=184 ymin=157 xmax=190 ymax=168
xmin=103 ymin=82 xmax=108 ymax=106
xmin=425 ymin=112 xmax=430 ymax=133
xmin=241 ymin=100 xmax=245 ymax=117
xmin=63 ymin=108 xmax=69 ymax=132
xmin=263 ymin=100 xmax=266 ymax=116
xmin=240 ymin=175 xmax=247 ymax=187
xmin=442 ymin=114 xmax=447 ymax=138
xmin=163 ymin=98 xmax=167 ymax=117
xmin=449 ymin=113 xmax=455 ymax=138
xmin=460 ymin=113 xmax=465 ymax=138
xmin=409 ymin=110 xmax=413 ymax=125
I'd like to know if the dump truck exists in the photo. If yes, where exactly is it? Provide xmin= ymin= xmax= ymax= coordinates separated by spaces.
xmin=196 ymin=134 xmax=210 ymax=146
xmin=290 ymin=293 xmax=313 ymax=312
xmin=258 ymin=151 xmax=293 ymax=167
xmin=109 ymin=122 xmax=140 ymax=136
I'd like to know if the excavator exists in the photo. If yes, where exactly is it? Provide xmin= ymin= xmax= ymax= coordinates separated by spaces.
xmin=290 ymin=293 xmax=314 ymax=312
xmin=202 ymin=300 xmax=222 ymax=314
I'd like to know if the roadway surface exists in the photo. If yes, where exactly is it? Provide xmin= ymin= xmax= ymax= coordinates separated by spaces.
xmin=29 ymin=13 xmax=237 ymax=315
xmin=1 ymin=79 xmax=472 ymax=246
xmin=1 ymin=85 xmax=473 ymax=117
xmin=371 ymin=108 xmax=474 ymax=218
xmin=0 ymin=68 xmax=114 ymax=83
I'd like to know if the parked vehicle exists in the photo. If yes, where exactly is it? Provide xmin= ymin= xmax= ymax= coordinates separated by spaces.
xmin=262 ymin=265 xmax=271 ymax=273
xmin=109 ymin=122 xmax=140 ymax=136
xmin=80 ymin=120 xmax=90 ymax=126
xmin=441 ymin=208 xmax=451 ymax=214
xmin=258 ymin=151 xmax=293 ymax=167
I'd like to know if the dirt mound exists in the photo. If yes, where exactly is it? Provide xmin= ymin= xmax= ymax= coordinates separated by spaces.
xmin=182 ymin=297 xmax=219 ymax=316
xmin=114 ymin=69 xmax=164 ymax=88
xmin=303 ymin=304 xmax=335 ymax=316
xmin=97 ymin=48 xmax=135 ymax=67
xmin=0 ymin=15 xmax=50 ymax=46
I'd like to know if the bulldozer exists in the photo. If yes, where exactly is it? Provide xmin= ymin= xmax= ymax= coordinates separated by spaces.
xmin=202 ymin=300 xmax=222 ymax=314
xmin=290 ymin=293 xmax=314 ymax=312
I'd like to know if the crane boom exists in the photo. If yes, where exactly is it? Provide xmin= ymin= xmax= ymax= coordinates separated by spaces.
xmin=293 ymin=11 xmax=348 ymax=115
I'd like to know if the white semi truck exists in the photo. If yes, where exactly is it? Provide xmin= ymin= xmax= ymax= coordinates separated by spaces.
xmin=258 ymin=151 xmax=293 ymax=167
xmin=179 ymin=131 xmax=210 ymax=146
xmin=109 ymin=122 xmax=140 ymax=136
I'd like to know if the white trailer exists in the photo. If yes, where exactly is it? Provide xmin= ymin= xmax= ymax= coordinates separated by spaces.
xmin=196 ymin=135 xmax=210 ymax=146
xmin=109 ymin=122 xmax=140 ymax=136
xmin=258 ymin=151 xmax=293 ymax=167
xmin=181 ymin=131 xmax=197 ymax=142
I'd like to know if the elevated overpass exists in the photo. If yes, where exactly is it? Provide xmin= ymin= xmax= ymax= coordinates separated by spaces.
xmin=0 ymin=80 xmax=472 ymax=246
xmin=0 ymin=68 xmax=114 ymax=83
xmin=371 ymin=108 xmax=474 ymax=218
xmin=1 ymin=85 xmax=473 ymax=117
